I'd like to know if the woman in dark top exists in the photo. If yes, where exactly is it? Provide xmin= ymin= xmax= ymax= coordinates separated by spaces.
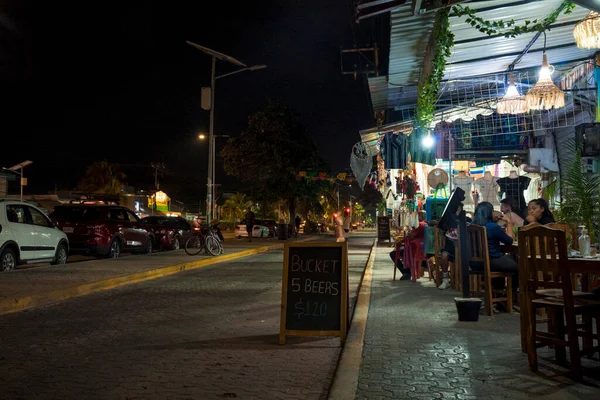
xmin=524 ymin=198 xmax=555 ymax=225
xmin=471 ymin=202 xmax=518 ymax=275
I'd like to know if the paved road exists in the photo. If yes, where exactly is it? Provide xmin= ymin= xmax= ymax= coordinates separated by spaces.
xmin=0 ymin=234 xmax=374 ymax=400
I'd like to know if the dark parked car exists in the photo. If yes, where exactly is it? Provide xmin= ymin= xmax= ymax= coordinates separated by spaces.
xmin=140 ymin=216 xmax=192 ymax=250
xmin=50 ymin=204 xmax=154 ymax=258
xmin=260 ymin=219 xmax=277 ymax=237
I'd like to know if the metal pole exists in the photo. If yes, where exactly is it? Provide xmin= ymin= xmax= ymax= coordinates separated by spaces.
xmin=448 ymin=134 xmax=453 ymax=192
xmin=207 ymin=55 xmax=216 ymax=225
xmin=212 ymin=117 xmax=216 ymax=223
xmin=20 ymin=166 xmax=23 ymax=202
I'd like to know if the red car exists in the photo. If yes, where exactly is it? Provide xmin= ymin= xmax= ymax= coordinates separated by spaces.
xmin=50 ymin=204 xmax=154 ymax=258
xmin=140 ymin=216 xmax=192 ymax=251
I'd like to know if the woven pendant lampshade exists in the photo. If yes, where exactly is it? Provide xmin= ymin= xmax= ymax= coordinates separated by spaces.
xmin=497 ymin=73 xmax=527 ymax=114
xmin=574 ymin=11 xmax=600 ymax=49
xmin=525 ymin=54 xmax=565 ymax=111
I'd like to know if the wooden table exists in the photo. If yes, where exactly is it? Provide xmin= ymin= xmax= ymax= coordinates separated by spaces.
xmin=519 ymin=256 xmax=600 ymax=353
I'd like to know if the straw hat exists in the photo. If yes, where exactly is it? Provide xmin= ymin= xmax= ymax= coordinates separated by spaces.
xmin=427 ymin=168 xmax=449 ymax=189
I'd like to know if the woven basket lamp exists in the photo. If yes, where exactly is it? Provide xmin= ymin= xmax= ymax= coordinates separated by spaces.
xmin=574 ymin=11 xmax=600 ymax=49
xmin=497 ymin=73 xmax=527 ymax=114
xmin=525 ymin=54 xmax=565 ymax=111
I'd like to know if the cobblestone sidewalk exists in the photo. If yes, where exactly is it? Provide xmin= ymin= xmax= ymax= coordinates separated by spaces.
xmin=356 ymin=245 xmax=600 ymax=400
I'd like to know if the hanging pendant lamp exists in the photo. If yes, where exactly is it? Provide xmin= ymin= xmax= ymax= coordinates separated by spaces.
xmin=525 ymin=53 xmax=565 ymax=111
xmin=497 ymin=73 xmax=527 ymax=114
xmin=574 ymin=11 xmax=600 ymax=49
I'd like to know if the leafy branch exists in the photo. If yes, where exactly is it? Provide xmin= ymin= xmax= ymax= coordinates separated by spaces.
xmin=414 ymin=7 xmax=454 ymax=131
xmin=452 ymin=0 xmax=575 ymax=38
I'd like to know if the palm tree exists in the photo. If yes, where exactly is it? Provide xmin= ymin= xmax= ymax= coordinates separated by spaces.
xmin=78 ymin=161 xmax=126 ymax=195
xmin=318 ymin=183 xmax=339 ymax=220
xmin=221 ymin=193 xmax=253 ymax=230
xmin=554 ymin=141 xmax=600 ymax=242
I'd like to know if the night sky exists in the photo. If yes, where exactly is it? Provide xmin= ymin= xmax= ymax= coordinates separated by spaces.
xmin=2 ymin=1 xmax=386 ymax=204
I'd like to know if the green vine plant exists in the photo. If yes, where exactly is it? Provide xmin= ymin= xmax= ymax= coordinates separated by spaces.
xmin=413 ymin=0 xmax=576 ymax=133
xmin=452 ymin=0 xmax=575 ymax=38
xmin=414 ymin=7 xmax=454 ymax=131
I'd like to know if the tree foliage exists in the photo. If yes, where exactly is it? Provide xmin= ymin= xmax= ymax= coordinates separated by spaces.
xmin=78 ymin=161 xmax=125 ymax=195
xmin=221 ymin=101 xmax=326 ymax=215
xmin=221 ymin=192 xmax=252 ymax=229
xmin=357 ymin=183 xmax=383 ymax=210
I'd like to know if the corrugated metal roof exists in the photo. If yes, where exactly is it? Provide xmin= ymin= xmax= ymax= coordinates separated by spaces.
xmin=388 ymin=4 xmax=436 ymax=86
xmin=368 ymin=75 xmax=419 ymax=111
xmin=446 ymin=1 xmax=595 ymax=79
xmin=368 ymin=76 xmax=391 ymax=111
xmin=359 ymin=120 xmax=413 ymax=155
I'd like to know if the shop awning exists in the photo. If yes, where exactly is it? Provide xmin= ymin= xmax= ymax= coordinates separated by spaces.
xmin=367 ymin=0 xmax=597 ymax=114
xmin=362 ymin=0 xmax=598 ymax=161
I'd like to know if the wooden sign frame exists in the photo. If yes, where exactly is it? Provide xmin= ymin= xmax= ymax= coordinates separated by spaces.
xmin=377 ymin=215 xmax=391 ymax=242
xmin=279 ymin=241 xmax=349 ymax=345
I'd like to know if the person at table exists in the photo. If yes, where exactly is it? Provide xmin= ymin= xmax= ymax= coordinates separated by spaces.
xmin=471 ymin=202 xmax=518 ymax=293
xmin=389 ymin=211 xmax=427 ymax=281
xmin=524 ymin=198 xmax=555 ymax=225
xmin=436 ymin=203 xmax=471 ymax=290
xmin=500 ymin=198 xmax=524 ymax=227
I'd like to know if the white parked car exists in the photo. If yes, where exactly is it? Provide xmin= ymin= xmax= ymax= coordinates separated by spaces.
xmin=235 ymin=220 xmax=269 ymax=238
xmin=0 ymin=200 xmax=69 ymax=271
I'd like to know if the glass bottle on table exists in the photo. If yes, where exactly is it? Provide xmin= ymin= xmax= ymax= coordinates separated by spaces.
xmin=579 ymin=225 xmax=591 ymax=257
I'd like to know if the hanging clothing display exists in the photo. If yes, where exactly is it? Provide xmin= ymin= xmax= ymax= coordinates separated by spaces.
xmin=400 ymin=176 xmax=419 ymax=199
xmin=528 ymin=148 xmax=559 ymax=172
xmin=407 ymin=133 xmax=436 ymax=166
xmin=377 ymin=155 xmax=387 ymax=189
xmin=379 ymin=132 xmax=407 ymax=170
xmin=452 ymin=175 xmax=474 ymax=204
xmin=349 ymin=142 xmax=373 ymax=190
xmin=497 ymin=175 xmax=531 ymax=214
xmin=475 ymin=177 xmax=501 ymax=207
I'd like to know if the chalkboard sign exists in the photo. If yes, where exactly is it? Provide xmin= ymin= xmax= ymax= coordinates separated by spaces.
xmin=377 ymin=216 xmax=391 ymax=242
xmin=279 ymin=242 xmax=348 ymax=345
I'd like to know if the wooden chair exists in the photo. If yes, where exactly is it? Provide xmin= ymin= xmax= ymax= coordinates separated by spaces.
xmin=392 ymin=240 xmax=402 ymax=281
xmin=546 ymin=222 xmax=573 ymax=248
xmin=518 ymin=224 xmax=600 ymax=380
xmin=466 ymin=224 xmax=513 ymax=316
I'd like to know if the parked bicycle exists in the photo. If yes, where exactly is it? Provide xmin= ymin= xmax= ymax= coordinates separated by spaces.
xmin=185 ymin=224 xmax=223 ymax=256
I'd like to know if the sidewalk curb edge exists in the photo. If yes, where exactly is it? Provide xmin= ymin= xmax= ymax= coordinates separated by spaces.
xmin=327 ymin=240 xmax=377 ymax=400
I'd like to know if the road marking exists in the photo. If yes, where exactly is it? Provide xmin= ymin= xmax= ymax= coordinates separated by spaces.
xmin=0 ymin=244 xmax=283 ymax=316
xmin=327 ymin=240 xmax=376 ymax=400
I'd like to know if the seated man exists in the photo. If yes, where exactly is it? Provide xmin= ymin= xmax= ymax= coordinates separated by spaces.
xmin=389 ymin=211 xmax=427 ymax=280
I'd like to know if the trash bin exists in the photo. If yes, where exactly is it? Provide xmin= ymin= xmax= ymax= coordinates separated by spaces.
xmin=278 ymin=223 xmax=288 ymax=240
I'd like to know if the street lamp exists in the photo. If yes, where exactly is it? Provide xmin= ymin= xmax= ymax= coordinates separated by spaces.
xmin=3 ymin=160 xmax=33 ymax=201
xmin=186 ymin=41 xmax=266 ymax=225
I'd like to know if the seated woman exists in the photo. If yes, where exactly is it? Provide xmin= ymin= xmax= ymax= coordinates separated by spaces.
xmin=389 ymin=211 xmax=427 ymax=280
xmin=524 ymin=198 xmax=555 ymax=225
xmin=471 ymin=202 xmax=518 ymax=284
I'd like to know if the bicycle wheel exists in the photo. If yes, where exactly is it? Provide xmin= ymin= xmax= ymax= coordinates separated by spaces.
xmin=205 ymin=236 xmax=221 ymax=256
xmin=185 ymin=235 xmax=204 ymax=256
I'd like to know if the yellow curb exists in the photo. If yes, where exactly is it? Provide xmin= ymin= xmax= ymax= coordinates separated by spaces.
xmin=0 ymin=243 xmax=283 ymax=316
xmin=328 ymin=240 xmax=377 ymax=400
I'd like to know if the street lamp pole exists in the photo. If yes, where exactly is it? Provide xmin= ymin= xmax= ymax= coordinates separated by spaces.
xmin=207 ymin=55 xmax=216 ymax=225
xmin=186 ymin=41 xmax=266 ymax=225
